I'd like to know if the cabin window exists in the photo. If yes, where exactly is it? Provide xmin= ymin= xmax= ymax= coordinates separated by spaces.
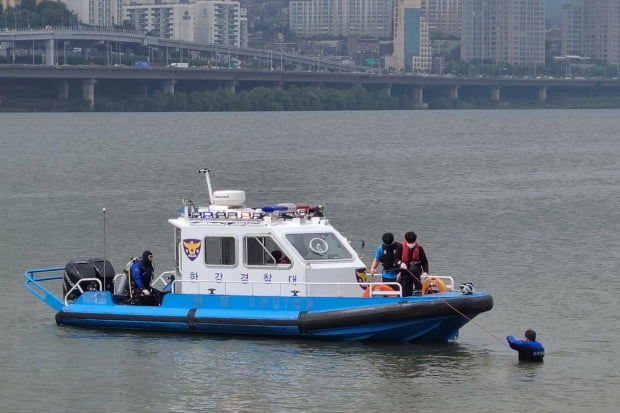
xmin=285 ymin=232 xmax=353 ymax=261
xmin=204 ymin=236 xmax=236 ymax=266
xmin=245 ymin=236 xmax=288 ymax=266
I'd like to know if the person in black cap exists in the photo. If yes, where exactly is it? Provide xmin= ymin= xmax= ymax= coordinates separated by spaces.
xmin=130 ymin=250 xmax=154 ymax=297
xmin=272 ymin=250 xmax=291 ymax=264
xmin=370 ymin=232 xmax=401 ymax=285
xmin=507 ymin=329 xmax=545 ymax=362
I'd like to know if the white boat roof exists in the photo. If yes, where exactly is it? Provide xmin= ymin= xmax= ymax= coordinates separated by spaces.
xmin=168 ymin=190 xmax=331 ymax=234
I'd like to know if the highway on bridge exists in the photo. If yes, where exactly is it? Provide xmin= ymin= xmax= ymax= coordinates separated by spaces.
xmin=1 ymin=63 xmax=616 ymax=87
xmin=0 ymin=28 xmax=366 ymax=73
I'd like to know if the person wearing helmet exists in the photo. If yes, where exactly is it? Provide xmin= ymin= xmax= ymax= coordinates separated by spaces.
xmin=370 ymin=232 xmax=401 ymax=287
xmin=507 ymin=329 xmax=545 ymax=362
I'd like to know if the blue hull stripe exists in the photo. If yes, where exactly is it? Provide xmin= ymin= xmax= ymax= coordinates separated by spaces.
xmin=55 ymin=295 xmax=493 ymax=334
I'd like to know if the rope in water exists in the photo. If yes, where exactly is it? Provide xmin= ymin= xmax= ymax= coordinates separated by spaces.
xmin=399 ymin=267 xmax=506 ymax=345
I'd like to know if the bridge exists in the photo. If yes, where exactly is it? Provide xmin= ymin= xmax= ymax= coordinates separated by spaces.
xmin=2 ymin=64 xmax=618 ymax=108
xmin=1 ymin=29 xmax=620 ymax=108
xmin=0 ymin=27 xmax=366 ymax=73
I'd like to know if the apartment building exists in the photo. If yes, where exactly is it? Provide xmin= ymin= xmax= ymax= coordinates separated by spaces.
xmin=421 ymin=0 xmax=460 ymax=37
xmin=124 ymin=3 xmax=194 ymax=40
xmin=123 ymin=0 xmax=245 ymax=47
xmin=62 ymin=0 xmax=123 ymax=26
xmin=562 ymin=0 xmax=620 ymax=65
xmin=461 ymin=0 xmax=544 ymax=66
xmin=289 ymin=0 xmax=393 ymax=39
xmin=561 ymin=0 xmax=585 ymax=57
xmin=193 ymin=0 xmax=241 ymax=46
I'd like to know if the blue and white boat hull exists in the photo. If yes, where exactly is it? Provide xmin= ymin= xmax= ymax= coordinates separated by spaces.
xmin=53 ymin=291 xmax=493 ymax=343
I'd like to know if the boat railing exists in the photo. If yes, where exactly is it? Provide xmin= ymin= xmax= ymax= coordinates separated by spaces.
xmin=24 ymin=267 xmax=65 ymax=311
xmin=24 ymin=267 xmax=454 ymax=310
xmin=422 ymin=274 xmax=455 ymax=290
xmin=151 ymin=271 xmax=176 ymax=290
xmin=366 ymin=273 xmax=455 ymax=291
xmin=63 ymin=278 xmax=103 ymax=306
xmin=168 ymin=278 xmax=406 ymax=298
xmin=364 ymin=282 xmax=403 ymax=297
xmin=152 ymin=274 xmax=455 ymax=297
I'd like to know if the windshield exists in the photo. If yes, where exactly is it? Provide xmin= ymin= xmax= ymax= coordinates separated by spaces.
xmin=285 ymin=233 xmax=353 ymax=261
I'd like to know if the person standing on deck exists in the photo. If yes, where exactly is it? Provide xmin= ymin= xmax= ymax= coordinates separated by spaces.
xmin=398 ymin=231 xmax=429 ymax=296
xmin=370 ymin=232 xmax=401 ymax=287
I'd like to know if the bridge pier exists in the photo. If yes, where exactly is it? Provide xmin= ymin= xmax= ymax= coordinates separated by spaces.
xmin=44 ymin=39 xmax=54 ymax=66
xmin=163 ymin=79 xmax=175 ymax=95
xmin=383 ymin=84 xmax=392 ymax=97
xmin=81 ymin=79 xmax=96 ymax=108
xmin=58 ymin=81 xmax=69 ymax=100
xmin=412 ymin=87 xmax=427 ymax=109
xmin=448 ymin=85 xmax=459 ymax=100
xmin=491 ymin=86 xmax=501 ymax=101
xmin=538 ymin=86 xmax=547 ymax=102
xmin=225 ymin=81 xmax=236 ymax=94
xmin=141 ymin=81 xmax=149 ymax=97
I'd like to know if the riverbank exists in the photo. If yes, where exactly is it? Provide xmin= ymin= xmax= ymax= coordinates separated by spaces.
xmin=2 ymin=85 xmax=620 ymax=111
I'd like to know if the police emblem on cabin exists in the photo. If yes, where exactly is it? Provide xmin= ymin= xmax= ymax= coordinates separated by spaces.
xmin=183 ymin=239 xmax=202 ymax=261
xmin=355 ymin=268 xmax=367 ymax=290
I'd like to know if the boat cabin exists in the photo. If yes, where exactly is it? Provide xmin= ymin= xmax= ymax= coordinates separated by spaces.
xmin=168 ymin=188 xmax=367 ymax=298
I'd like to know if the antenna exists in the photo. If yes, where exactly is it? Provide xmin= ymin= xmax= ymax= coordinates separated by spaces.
xmin=198 ymin=168 xmax=214 ymax=205
xmin=102 ymin=207 xmax=107 ymax=291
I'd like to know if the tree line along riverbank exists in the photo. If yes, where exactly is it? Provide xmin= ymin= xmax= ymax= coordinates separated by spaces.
xmin=2 ymin=84 xmax=620 ymax=112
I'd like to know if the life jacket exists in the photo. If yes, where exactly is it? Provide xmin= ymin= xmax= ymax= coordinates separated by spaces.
xmin=380 ymin=243 xmax=399 ymax=271
xmin=401 ymin=242 xmax=420 ymax=265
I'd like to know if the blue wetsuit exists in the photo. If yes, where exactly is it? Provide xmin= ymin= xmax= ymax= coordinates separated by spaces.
xmin=507 ymin=336 xmax=545 ymax=362
xmin=130 ymin=261 xmax=149 ymax=289
xmin=130 ymin=252 xmax=154 ymax=290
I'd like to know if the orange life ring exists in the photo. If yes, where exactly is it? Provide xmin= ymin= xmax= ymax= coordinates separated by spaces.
xmin=362 ymin=284 xmax=398 ymax=298
xmin=421 ymin=277 xmax=448 ymax=294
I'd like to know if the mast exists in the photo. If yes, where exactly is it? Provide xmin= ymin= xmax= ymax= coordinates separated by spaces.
xmin=198 ymin=168 xmax=214 ymax=205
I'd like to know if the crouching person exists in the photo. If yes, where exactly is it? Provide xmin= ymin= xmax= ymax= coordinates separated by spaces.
xmin=130 ymin=250 xmax=158 ymax=305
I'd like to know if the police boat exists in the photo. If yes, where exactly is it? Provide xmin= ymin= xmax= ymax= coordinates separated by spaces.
xmin=24 ymin=169 xmax=493 ymax=343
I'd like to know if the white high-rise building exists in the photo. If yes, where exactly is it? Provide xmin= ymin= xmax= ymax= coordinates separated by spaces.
xmin=193 ymin=0 xmax=240 ymax=46
xmin=124 ymin=3 xmax=194 ymax=40
xmin=123 ymin=0 xmax=244 ymax=47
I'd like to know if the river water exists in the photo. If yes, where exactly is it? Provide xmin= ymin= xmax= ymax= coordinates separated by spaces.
xmin=1 ymin=110 xmax=618 ymax=412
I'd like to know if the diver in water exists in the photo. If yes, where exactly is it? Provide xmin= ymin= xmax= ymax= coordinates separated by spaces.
xmin=507 ymin=329 xmax=545 ymax=362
